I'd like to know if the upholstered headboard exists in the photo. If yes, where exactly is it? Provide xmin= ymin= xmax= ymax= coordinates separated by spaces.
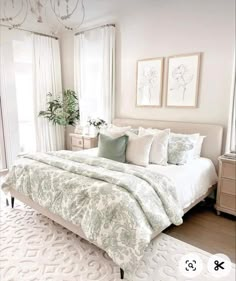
xmin=113 ymin=118 xmax=224 ymax=168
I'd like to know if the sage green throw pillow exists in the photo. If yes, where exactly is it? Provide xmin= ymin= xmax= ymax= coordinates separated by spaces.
xmin=98 ymin=133 xmax=128 ymax=163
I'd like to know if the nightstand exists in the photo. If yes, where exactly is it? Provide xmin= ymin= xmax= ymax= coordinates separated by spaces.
xmin=215 ymin=156 xmax=236 ymax=216
xmin=70 ymin=133 xmax=98 ymax=151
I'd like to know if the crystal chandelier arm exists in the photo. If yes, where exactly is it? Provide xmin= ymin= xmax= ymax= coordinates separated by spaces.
xmin=1 ymin=0 xmax=28 ymax=28
xmin=49 ymin=0 xmax=85 ymax=30
xmin=1 ymin=0 xmax=25 ymax=21
xmin=29 ymin=0 xmax=48 ymax=23
xmin=0 ymin=0 xmax=85 ymax=31
xmin=61 ymin=0 xmax=80 ymax=20
xmin=50 ymin=0 xmax=80 ymax=20
xmin=74 ymin=0 xmax=85 ymax=29
xmin=10 ymin=0 xmax=29 ymax=28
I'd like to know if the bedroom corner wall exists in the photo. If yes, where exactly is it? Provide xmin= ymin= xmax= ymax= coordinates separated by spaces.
xmin=59 ymin=32 xmax=75 ymax=150
xmin=60 ymin=0 xmax=235 ymax=147
xmin=60 ymin=32 xmax=75 ymax=90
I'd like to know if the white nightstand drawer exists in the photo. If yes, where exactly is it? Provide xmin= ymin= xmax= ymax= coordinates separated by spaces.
xmin=216 ymin=156 xmax=236 ymax=216
xmin=84 ymin=138 xmax=92 ymax=149
xmin=222 ymin=163 xmax=236 ymax=180
xmin=84 ymin=138 xmax=98 ymax=149
xmin=220 ymin=193 xmax=236 ymax=211
xmin=72 ymin=137 xmax=84 ymax=148
xmin=70 ymin=133 xmax=98 ymax=151
xmin=221 ymin=178 xmax=236 ymax=195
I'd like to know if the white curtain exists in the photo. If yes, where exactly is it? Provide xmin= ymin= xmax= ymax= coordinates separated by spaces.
xmin=0 ymin=29 xmax=21 ymax=167
xmin=74 ymin=25 xmax=115 ymax=125
xmin=0 ymin=99 xmax=6 ymax=170
xmin=226 ymin=51 xmax=236 ymax=153
xmin=32 ymin=34 xmax=64 ymax=151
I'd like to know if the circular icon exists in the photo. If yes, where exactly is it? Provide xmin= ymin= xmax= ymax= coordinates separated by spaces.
xmin=207 ymin=253 xmax=232 ymax=278
xmin=179 ymin=253 xmax=203 ymax=278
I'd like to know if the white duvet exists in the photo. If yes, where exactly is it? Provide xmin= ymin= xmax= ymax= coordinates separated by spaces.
xmin=76 ymin=148 xmax=218 ymax=209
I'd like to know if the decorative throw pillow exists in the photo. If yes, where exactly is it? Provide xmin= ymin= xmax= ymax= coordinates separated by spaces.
xmin=100 ymin=125 xmax=131 ymax=138
xmin=193 ymin=136 xmax=206 ymax=158
xmin=168 ymin=133 xmax=200 ymax=165
xmin=126 ymin=132 xmax=154 ymax=167
xmin=98 ymin=133 xmax=128 ymax=163
xmin=139 ymin=127 xmax=170 ymax=165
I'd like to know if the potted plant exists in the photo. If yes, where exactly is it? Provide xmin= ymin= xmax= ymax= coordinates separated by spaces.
xmin=88 ymin=118 xmax=107 ymax=136
xmin=39 ymin=89 xmax=80 ymax=126
xmin=39 ymin=89 xmax=80 ymax=147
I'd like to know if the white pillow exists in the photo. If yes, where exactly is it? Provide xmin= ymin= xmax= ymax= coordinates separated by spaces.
xmin=126 ymin=132 xmax=154 ymax=167
xmin=139 ymin=127 xmax=170 ymax=165
xmin=193 ymin=136 xmax=206 ymax=158
xmin=168 ymin=133 xmax=200 ymax=165
xmin=100 ymin=125 xmax=131 ymax=138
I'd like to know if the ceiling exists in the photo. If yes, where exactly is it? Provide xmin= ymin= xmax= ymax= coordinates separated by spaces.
xmin=83 ymin=0 xmax=148 ymax=21
xmin=0 ymin=0 xmax=158 ymax=35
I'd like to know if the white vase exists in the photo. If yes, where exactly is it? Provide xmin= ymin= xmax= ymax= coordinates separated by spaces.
xmin=89 ymin=126 xmax=99 ymax=136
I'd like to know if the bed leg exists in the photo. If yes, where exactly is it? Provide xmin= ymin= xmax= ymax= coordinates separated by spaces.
xmin=120 ymin=268 xmax=124 ymax=279
xmin=11 ymin=197 xmax=15 ymax=208
xmin=6 ymin=198 xmax=9 ymax=206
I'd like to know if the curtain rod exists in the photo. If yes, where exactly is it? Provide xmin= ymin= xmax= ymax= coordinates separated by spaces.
xmin=0 ymin=24 xmax=58 ymax=40
xmin=75 ymin=24 xmax=115 ymax=36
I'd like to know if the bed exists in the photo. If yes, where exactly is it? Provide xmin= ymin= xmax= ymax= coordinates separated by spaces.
xmin=78 ymin=147 xmax=218 ymax=211
xmin=2 ymin=118 xmax=223 ymax=279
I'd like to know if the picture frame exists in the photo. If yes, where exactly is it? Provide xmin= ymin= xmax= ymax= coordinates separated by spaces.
xmin=166 ymin=53 xmax=201 ymax=108
xmin=136 ymin=57 xmax=164 ymax=107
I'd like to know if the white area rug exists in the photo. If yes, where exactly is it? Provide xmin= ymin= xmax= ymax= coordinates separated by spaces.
xmin=0 ymin=200 xmax=235 ymax=281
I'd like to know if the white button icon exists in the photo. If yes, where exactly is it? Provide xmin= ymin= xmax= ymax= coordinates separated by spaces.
xmin=207 ymin=253 xmax=232 ymax=278
xmin=179 ymin=253 xmax=203 ymax=278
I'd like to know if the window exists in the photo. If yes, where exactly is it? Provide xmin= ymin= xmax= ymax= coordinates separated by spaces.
xmin=13 ymin=38 xmax=36 ymax=153
xmin=0 ymin=30 xmax=37 ymax=168
xmin=74 ymin=25 xmax=115 ymax=125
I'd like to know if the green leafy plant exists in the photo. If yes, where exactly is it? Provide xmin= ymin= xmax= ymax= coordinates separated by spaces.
xmin=88 ymin=118 xmax=107 ymax=129
xmin=39 ymin=89 xmax=80 ymax=126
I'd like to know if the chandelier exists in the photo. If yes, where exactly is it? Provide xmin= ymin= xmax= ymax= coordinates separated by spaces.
xmin=0 ymin=0 xmax=85 ymax=31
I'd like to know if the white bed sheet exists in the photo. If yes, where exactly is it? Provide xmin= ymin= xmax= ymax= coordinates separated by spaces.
xmin=76 ymin=148 xmax=218 ymax=209
xmin=147 ymin=159 xmax=217 ymax=209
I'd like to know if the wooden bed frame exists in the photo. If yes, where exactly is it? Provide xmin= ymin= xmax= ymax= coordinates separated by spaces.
xmin=4 ymin=118 xmax=224 ymax=279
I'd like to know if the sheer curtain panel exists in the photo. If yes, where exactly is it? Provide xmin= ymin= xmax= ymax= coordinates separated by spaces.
xmin=0 ymin=29 xmax=20 ymax=167
xmin=226 ymin=52 xmax=236 ymax=153
xmin=32 ymin=35 xmax=64 ymax=151
xmin=0 ymin=98 xmax=7 ymax=169
xmin=74 ymin=25 xmax=115 ymax=124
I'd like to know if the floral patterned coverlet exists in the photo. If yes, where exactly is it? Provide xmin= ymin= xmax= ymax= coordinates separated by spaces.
xmin=2 ymin=151 xmax=183 ymax=273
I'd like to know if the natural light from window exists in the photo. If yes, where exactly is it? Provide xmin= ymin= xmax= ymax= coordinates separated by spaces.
xmin=13 ymin=39 xmax=36 ymax=153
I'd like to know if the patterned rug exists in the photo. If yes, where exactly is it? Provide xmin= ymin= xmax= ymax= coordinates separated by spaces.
xmin=0 ymin=199 xmax=235 ymax=281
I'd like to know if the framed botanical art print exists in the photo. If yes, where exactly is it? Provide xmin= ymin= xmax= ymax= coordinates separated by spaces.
xmin=136 ymin=57 xmax=164 ymax=107
xmin=166 ymin=53 xmax=201 ymax=107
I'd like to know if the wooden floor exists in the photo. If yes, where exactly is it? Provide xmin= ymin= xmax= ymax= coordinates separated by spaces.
xmin=164 ymin=200 xmax=236 ymax=263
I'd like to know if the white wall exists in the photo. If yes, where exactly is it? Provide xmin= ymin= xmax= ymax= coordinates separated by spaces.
xmin=60 ymin=0 xmax=235 ymax=132
xmin=60 ymin=32 xmax=75 ymax=90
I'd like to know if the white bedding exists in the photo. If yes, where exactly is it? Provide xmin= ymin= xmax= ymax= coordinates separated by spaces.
xmin=76 ymin=148 xmax=218 ymax=209
xmin=147 ymin=159 xmax=217 ymax=209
